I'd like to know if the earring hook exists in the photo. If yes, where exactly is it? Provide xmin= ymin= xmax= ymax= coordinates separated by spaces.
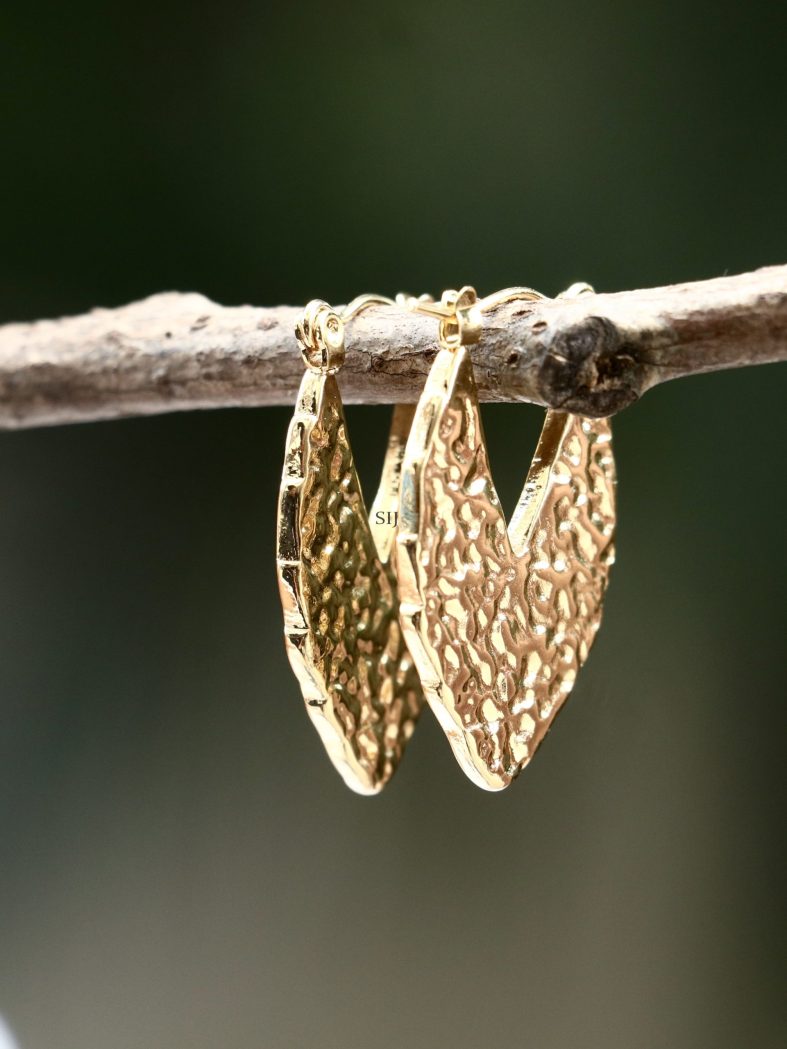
xmin=296 ymin=281 xmax=595 ymax=371
xmin=295 ymin=294 xmax=397 ymax=373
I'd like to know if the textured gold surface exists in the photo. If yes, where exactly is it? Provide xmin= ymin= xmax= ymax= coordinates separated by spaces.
xmin=396 ymin=346 xmax=616 ymax=790
xmin=277 ymin=368 xmax=422 ymax=794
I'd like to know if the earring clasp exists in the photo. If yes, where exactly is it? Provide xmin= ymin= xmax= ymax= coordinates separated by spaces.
xmin=396 ymin=286 xmax=482 ymax=350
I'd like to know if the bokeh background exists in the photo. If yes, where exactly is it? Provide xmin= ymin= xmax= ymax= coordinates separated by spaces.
xmin=1 ymin=2 xmax=786 ymax=1047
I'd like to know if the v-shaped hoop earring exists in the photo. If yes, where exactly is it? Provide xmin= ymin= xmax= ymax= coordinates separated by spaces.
xmin=395 ymin=285 xmax=617 ymax=791
xmin=277 ymin=298 xmax=423 ymax=795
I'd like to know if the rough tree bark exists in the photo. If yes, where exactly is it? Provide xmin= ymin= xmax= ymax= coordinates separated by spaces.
xmin=0 ymin=265 xmax=785 ymax=429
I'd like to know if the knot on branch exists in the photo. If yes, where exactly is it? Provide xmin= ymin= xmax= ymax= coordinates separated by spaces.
xmin=537 ymin=315 xmax=646 ymax=417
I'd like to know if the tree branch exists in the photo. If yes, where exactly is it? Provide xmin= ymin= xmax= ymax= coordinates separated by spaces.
xmin=0 ymin=266 xmax=785 ymax=429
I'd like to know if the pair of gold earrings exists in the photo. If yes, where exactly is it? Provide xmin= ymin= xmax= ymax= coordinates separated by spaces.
xmin=277 ymin=284 xmax=616 ymax=794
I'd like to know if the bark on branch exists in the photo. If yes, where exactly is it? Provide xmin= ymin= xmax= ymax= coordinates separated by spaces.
xmin=0 ymin=266 xmax=785 ymax=429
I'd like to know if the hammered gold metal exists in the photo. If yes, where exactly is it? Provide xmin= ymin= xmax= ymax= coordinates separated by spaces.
xmin=277 ymin=302 xmax=422 ymax=795
xmin=396 ymin=344 xmax=616 ymax=791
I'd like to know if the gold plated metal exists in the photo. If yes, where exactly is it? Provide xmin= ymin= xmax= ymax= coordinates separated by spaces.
xmin=277 ymin=298 xmax=422 ymax=795
xmin=395 ymin=285 xmax=616 ymax=790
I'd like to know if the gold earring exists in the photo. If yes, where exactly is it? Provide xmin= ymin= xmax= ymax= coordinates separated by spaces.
xmin=395 ymin=284 xmax=616 ymax=791
xmin=276 ymin=296 xmax=423 ymax=795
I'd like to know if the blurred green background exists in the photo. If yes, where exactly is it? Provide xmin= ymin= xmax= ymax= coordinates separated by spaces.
xmin=1 ymin=2 xmax=785 ymax=1048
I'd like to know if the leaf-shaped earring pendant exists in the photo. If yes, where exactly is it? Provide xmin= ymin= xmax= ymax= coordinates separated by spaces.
xmin=396 ymin=289 xmax=616 ymax=791
xmin=277 ymin=299 xmax=423 ymax=794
